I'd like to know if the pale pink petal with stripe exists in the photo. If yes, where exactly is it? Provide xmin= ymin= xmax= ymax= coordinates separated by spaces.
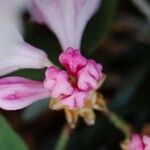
xmin=0 ymin=77 xmax=50 ymax=110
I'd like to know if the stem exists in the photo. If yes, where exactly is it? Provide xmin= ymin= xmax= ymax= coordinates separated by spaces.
xmin=103 ymin=109 xmax=131 ymax=139
xmin=131 ymin=0 xmax=150 ymax=22
xmin=54 ymin=125 xmax=71 ymax=150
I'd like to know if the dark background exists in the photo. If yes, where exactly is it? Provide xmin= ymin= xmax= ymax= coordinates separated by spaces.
xmin=0 ymin=0 xmax=150 ymax=150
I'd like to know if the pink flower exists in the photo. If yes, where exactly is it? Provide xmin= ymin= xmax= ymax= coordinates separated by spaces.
xmin=0 ymin=0 xmax=52 ymax=76
xmin=0 ymin=1 xmax=103 ymax=111
xmin=44 ymin=48 xmax=103 ymax=109
xmin=128 ymin=134 xmax=144 ymax=150
xmin=143 ymin=136 xmax=150 ymax=150
xmin=29 ymin=0 xmax=102 ymax=49
xmin=0 ymin=48 xmax=103 ymax=110
xmin=128 ymin=134 xmax=150 ymax=150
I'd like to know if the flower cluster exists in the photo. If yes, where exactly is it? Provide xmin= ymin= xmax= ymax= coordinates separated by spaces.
xmin=44 ymin=47 xmax=105 ymax=127
xmin=0 ymin=0 xmax=104 ymax=127
xmin=44 ymin=47 xmax=103 ymax=109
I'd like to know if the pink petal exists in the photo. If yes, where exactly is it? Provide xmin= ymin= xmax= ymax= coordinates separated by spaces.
xmin=128 ymin=134 xmax=144 ymax=150
xmin=30 ymin=0 xmax=101 ymax=49
xmin=59 ymin=48 xmax=87 ymax=76
xmin=0 ymin=77 xmax=50 ymax=110
xmin=44 ymin=66 xmax=73 ymax=98
xmin=143 ymin=136 xmax=150 ymax=150
xmin=77 ymin=60 xmax=103 ymax=91
xmin=61 ymin=89 xmax=88 ymax=109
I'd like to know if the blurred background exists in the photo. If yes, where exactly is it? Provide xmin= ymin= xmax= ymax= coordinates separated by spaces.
xmin=0 ymin=0 xmax=150 ymax=150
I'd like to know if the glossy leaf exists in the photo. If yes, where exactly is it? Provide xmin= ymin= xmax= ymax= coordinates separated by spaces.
xmin=82 ymin=0 xmax=118 ymax=54
xmin=0 ymin=115 xmax=28 ymax=150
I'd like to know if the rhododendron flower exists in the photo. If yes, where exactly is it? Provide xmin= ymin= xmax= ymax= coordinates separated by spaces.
xmin=143 ymin=136 xmax=150 ymax=150
xmin=0 ymin=0 xmax=105 ymax=128
xmin=0 ymin=0 xmax=51 ymax=76
xmin=0 ymin=48 xmax=105 ymax=127
xmin=30 ymin=0 xmax=102 ymax=49
xmin=128 ymin=134 xmax=144 ymax=150
xmin=44 ymin=48 xmax=103 ymax=109
xmin=44 ymin=47 xmax=105 ymax=127
xmin=121 ymin=134 xmax=150 ymax=150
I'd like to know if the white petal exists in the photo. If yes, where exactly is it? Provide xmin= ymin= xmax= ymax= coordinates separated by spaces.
xmin=0 ymin=42 xmax=51 ymax=76
xmin=30 ymin=0 xmax=102 ymax=49
xmin=0 ymin=0 xmax=52 ymax=76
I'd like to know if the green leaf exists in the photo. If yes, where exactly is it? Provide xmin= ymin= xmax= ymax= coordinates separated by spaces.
xmin=82 ymin=0 xmax=118 ymax=55
xmin=22 ymin=99 xmax=49 ymax=122
xmin=9 ymin=69 xmax=44 ymax=80
xmin=0 ymin=115 xmax=28 ymax=150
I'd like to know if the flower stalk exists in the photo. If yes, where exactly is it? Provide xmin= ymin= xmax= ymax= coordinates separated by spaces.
xmin=54 ymin=125 xmax=71 ymax=150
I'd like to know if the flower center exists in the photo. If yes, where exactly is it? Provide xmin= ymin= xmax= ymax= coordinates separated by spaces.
xmin=44 ymin=47 xmax=103 ymax=109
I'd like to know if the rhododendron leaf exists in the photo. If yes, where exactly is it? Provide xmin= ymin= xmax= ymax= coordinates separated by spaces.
xmin=10 ymin=69 xmax=44 ymax=80
xmin=0 ymin=115 xmax=28 ymax=150
xmin=82 ymin=0 xmax=117 ymax=54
